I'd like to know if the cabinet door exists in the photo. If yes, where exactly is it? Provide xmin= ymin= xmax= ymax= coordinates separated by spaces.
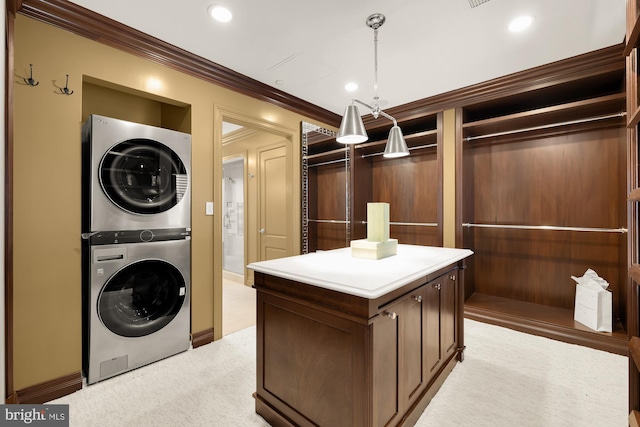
xmin=425 ymin=271 xmax=459 ymax=382
xmin=441 ymin=271 xmax=458 ymax=361
xmin=402 ymin=286 xmax=428 ymax=411
xmin=425 ymin=279 xmax=442 ymax=381
xmin=372 ymin=287 xmax=428 ymax=426
xmin=372 ymin=300 xmax=401 ymax=427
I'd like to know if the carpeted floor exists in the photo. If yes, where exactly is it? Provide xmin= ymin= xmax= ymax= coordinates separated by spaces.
xmin=50 ymin=319 xmax=628 ymax=426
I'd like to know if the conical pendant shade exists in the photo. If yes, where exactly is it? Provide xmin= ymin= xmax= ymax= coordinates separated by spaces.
xmin=337 ymin=105 xmax=368 ymax=144
xmin=383 ymin=126 xmax=409 ymax=158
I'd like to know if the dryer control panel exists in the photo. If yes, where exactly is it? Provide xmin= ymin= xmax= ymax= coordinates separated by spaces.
xmin=87 ymin=228 xmax=191 ymax=245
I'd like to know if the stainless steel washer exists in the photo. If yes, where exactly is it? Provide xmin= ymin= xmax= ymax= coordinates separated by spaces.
xmin=83 ymin=229 xmax=191 ymax=384
xmin=82 ymin=114 xmax=191 ymax=232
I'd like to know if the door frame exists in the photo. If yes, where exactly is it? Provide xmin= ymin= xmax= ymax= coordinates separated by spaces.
xmin=213 ymin=105 xmax=298 ymax=340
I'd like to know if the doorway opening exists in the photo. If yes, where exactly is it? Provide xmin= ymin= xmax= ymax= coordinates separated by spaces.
xmin=216 ymin=109 xmax=298 ymax=339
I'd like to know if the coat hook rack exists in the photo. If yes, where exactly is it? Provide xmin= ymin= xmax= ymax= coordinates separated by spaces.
xmin=60 ymin=74 xmax=74 ymax=95
xmin=23 ymin=64 xmax=39 ymax=86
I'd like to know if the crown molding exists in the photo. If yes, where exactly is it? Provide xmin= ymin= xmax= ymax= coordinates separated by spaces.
xmin=363 ymin=43 xmax=626 ymax=130
xmin=17 ymin=0 xmax=342 ymax=127
xmin=15 ymin=1 xmax=625 ymax=133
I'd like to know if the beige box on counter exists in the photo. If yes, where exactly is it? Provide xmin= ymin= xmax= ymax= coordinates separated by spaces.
xmin=367 ymin=202 xmax=390 ymax=242
xmin=352 ymin=202 xmax=397 ymax=259
xmin=350 ymin=238 xmax=398 ymax=260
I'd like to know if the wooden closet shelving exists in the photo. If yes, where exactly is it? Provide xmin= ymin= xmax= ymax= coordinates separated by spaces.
xmin=301 ymin=112 xmax=444 ymax=252
xmin=463 ymin=93 xmax=625 ymax=139
xmin=301 ymin=123 xmax=350 ymax=253
xmin=627 ymin=0 xmax=640 ymax=419
xmin=350 ymin=113 xmax=443 ymax=246
xmin=460 ymin=63 xmax=628 ymax=355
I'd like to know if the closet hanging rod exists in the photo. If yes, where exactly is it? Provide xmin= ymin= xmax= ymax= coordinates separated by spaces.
xmin=462 ymin=223 xmax=627 ymax=233
xmin=306 ymin=158 xmax=348 ymax=168
xmin=465 ymin=112 xmax=626 ymax=142
xmin=307 ymin=219 xmax=349 ymax=224
xmin=360 ymin=143 xmax=437 ymax=159
xmin=358 ymin=221 xmax=438 ymax=227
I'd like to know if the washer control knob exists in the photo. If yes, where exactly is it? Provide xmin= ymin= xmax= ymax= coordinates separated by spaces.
xmin=140 ymin=230 xmax=154 ymax=242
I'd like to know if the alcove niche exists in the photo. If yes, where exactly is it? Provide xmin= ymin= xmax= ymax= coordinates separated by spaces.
xmin=81 ymin=76 xmax=191 ymax=133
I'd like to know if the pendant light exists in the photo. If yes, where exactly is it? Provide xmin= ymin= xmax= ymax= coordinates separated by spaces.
xmin=337 ymin=13 xmax=409 ymax=158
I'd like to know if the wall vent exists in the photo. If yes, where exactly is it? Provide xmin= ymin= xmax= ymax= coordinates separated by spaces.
xmin=467 ymin=0 xmax=491 ymax=8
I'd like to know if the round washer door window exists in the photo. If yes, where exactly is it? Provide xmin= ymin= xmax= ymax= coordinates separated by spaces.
xmin=98 ymin=260 xmax=186 ymax=337
xmin=100 ymin=139 xmax=188 ymax=214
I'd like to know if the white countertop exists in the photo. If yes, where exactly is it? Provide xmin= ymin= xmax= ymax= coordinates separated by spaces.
xmin=247 ymin=244 xmax=473 ymax=299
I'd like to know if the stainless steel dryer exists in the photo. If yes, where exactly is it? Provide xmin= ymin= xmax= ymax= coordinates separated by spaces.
xmin=82 ymin=114 xmax=191 ymax=232
xmin=83 ymin=228 xmax=191 ymax=385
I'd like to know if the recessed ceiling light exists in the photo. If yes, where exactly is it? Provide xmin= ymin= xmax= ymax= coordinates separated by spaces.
xmin=509 ymin=15 xmax=533 ymax=32
xmin=208 ymin=5 xmax=232 ymax=23
xmin=275 ymin=79 xmax=285 ymax=86
xmin=345 ymin=82 xmax=358 ymax=92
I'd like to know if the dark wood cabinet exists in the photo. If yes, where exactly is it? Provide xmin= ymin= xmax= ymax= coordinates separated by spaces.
xmin=626 ymin=1 xmax=640 ymax=422
xmin=253 ymin=256 xmax=467 ymax=427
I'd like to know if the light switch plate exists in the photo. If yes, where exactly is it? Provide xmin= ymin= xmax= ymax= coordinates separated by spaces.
xmin=205 ymin=202 xmax=214 ymax=216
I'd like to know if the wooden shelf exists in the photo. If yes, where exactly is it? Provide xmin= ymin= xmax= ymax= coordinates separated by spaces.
xmin=465 ymin=293 xmax=628 ymax=355
xmin=353 ymin=129 xmax=438 ymax=157
xmin=629 ymin=188 xmax=640 ymax=202
xmin=305 ymin=147 xmax=348 ymax=165
xmin=630 ymin=264 xmax=640 ymax=285
xmin=630 ymin=105 xmax=640 ymax=129
xmin=631 ymin=337 xmax=640 ymax=372
xmin=463 ymin=93 xmax=625 ymax=139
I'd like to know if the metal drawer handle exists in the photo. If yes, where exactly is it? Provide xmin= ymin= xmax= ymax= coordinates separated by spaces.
xmin=385 ymin=311 xmax=397 ymax=320
xmin=414 ymin=295 xmax=423 ymax=303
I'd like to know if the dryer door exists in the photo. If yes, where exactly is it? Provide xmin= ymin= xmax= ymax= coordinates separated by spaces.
xmin=100 ymin=139 xmax=188 ymax=214
xmin=98 ymin=259 xmax=187 ymax=337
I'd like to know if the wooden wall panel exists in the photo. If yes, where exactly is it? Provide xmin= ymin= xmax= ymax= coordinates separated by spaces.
xmin=371 ymin=152 xmax=438 ymax=224
xmin=369 ymin=151 xmax=439 ymax=246
xmin=314 ymin=163 xmax=348 ymax=221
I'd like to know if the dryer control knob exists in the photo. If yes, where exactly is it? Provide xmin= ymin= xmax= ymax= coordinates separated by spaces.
xmin=140 ymin=230 xmax=154 ymax=242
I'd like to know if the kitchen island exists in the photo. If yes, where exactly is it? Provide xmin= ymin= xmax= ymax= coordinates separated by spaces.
xmin=248 ymin=244 xmax=473 ymax=427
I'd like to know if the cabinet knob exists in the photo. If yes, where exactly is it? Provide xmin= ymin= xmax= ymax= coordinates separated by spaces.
xmin=385 ymin=311 xmax=397 ymax=320
xmin=449 ymin=274 xmax=456 ymax=281
xmin=414 ymin=295 xmax=423 ymax=303
xmin=433 ymin=283 xmax=441 ymax=291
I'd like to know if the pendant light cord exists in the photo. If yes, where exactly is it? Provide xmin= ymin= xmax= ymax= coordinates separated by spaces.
xmin=373 ymin=27 xmax=379 ymax=110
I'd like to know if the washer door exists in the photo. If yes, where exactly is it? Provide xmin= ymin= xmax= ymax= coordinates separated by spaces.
xmin=98 ymin=259 xmax=186 ymax=338
xmin=100 ymin=139 xmax=188 ymax=214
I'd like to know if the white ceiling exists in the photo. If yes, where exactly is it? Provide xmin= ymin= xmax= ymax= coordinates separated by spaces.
xmin=68 ymin=0 xmax=626 ymax=116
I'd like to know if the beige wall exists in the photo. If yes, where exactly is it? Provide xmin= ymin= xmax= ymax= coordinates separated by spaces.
xmin=12 ymin=15 xmax=327 ymax=390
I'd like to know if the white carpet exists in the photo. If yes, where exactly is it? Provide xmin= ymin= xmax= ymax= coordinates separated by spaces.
xmin=50 ymin=319 xmax=628 ymax=426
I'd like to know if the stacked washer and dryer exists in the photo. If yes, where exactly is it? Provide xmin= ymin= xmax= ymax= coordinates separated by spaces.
xmin=81 ymin=114 xmax=192 ymax=385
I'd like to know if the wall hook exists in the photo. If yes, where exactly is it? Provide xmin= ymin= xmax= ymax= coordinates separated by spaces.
xmin=60 ymin=74 xmax=74 ymax=95
xmin=23 ymin=64 xmax=39 ymax=86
